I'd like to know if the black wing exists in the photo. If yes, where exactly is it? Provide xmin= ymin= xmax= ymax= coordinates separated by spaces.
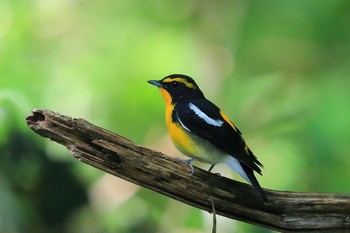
xmin=175 ymin=99 xmax=263 ymax=174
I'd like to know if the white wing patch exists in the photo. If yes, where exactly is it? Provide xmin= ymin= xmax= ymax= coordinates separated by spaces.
xmin=189 ymin=103 xmax=224 ymax=127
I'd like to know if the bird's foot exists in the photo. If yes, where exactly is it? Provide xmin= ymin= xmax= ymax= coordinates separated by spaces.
xmin=207 ymin=165 xmax=221 ymax=177
xmin=208 ymin=164 xmax=215 ymax=172
xmin=176 ymin=158 xmax=196 ymax=176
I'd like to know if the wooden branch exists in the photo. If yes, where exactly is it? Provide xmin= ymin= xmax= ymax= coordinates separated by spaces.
xmin=26 ymin=109 xmax=350 ymax=232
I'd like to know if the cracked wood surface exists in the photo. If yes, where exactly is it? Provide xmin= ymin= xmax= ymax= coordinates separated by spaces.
xmin=26 ymin=109 xmax=350 ymax=232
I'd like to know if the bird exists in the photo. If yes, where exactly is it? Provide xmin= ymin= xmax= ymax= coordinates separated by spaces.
xmin=148 ymin=74 xmax=266 ymax=202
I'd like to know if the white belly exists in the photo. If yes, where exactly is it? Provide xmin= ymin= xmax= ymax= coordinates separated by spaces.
xmin=175 ymin=133 xmax=229 ymax=164
xmin=175 ymin=134 xmax=251 ymax=184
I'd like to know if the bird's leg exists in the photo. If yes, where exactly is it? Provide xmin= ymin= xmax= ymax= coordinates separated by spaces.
xmin=176 ymin=158 xmax=196 ymax=176
xmin=208 ymin=164 xmax=215 ymax=172
xmin=208 ymin=164 xmax=221 ymax=177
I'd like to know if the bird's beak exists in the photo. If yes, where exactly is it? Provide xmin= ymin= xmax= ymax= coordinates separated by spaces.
xmin=147 ymin=80 xmax=165 ymax=88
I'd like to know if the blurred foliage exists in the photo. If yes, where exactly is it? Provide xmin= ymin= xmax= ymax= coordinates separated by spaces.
xmin=1 ymin=0 xmax=350 ymax=232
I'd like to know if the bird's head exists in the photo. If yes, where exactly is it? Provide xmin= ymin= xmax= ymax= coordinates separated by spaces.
xmin=148 ymin=74 xmax=204 ymax=104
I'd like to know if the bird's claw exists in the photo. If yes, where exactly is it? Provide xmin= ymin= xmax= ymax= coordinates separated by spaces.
xmin=207 ymin=165 xmax=221 ymax=177
xmin=176 ymin=158 xmax=196 ymax=176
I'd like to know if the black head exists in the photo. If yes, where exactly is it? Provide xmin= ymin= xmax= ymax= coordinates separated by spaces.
xmin=148 ymin=74 xmax=204 ymax=103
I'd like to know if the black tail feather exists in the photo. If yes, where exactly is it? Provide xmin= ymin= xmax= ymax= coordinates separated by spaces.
xmin=242 ymin=163 xmax=267 ymax=203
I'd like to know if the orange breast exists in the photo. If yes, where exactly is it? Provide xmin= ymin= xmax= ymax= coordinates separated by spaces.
xmin=165 ymin=103 xmax=196 ymax=156
xmin=160 ymin=88 xmax=227 ymax=163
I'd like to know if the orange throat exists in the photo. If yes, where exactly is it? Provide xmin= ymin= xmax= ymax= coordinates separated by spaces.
xmin=159 ymin=88 xmax=173 ymax=127
xmin=159 ymin=88 xmax=172 ymax=106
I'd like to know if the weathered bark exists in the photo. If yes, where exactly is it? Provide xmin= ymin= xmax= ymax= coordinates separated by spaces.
xmin=26 ymin=109 xmax=350 ymax=232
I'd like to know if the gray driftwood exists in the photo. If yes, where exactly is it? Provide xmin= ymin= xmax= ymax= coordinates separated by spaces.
xmin=26 ymin=109 xmax=350 ymax=232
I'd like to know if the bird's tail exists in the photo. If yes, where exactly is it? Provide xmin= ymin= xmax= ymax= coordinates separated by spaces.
xmin=241 ymin=163 xmax=267 ymax=202
xmin=225 ymin=157 xmax=267 ymax=202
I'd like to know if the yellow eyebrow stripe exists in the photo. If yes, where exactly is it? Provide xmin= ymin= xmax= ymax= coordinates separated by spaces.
xmin=163 ymin=77 xmax=195 ymax=89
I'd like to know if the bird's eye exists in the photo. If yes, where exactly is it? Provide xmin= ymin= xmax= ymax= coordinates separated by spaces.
xmin=171 ymin=81 xmax=179 ymax=89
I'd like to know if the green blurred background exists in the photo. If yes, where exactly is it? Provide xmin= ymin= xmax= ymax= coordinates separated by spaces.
xmin=1 ymin=0 xmax=350 ymax=232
